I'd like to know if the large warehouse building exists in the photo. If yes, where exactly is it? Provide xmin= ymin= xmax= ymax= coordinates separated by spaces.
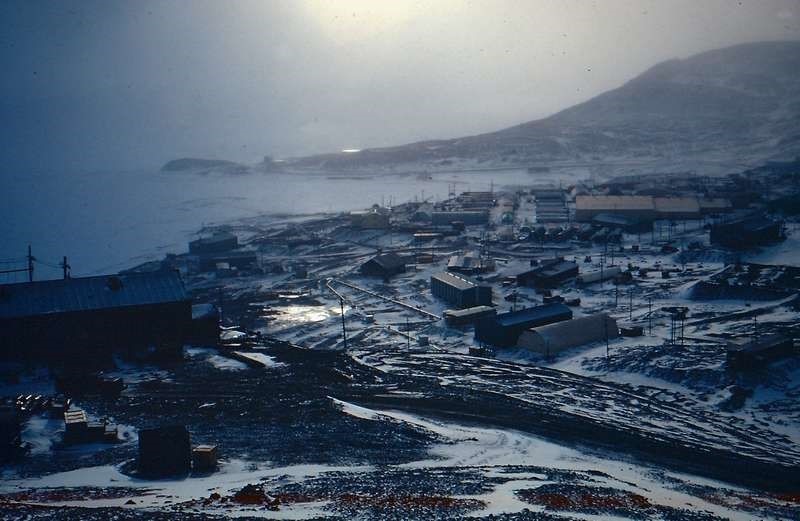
xmin=575 ymin=196 xmax=656 ymax=221
xmin=575 ymin=195 xmax=720 ymax=222
xmin=0 ymin=270 xmax=192 ymax=359
xmin=431 ymin=272 xmax=492 ymax=309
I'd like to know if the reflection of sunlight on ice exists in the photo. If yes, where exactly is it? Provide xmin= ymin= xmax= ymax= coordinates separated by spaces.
xmin=279 ymin=305 xmax=348 ymax=323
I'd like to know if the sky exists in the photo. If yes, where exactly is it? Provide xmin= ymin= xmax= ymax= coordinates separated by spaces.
xmin=1 ymin=0 xmax=799 ymax=174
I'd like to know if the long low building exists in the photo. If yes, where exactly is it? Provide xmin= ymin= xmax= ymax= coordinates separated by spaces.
xmin=517 ymin=313 xmax=619 ymax=356
xmin=431 ymin=272 xmax=492 ymax=309
xmin=575 ymin=195 xmax=656 ymax=221
xmin=575 ymin=195 xmax=726 ymax=222
xmin=443 ymin=305 xmax=496 ymax=326
xmin=475 ymin=303 xmax=572 ymax=347
xmin=0 ymin=270 xmax=192 ymax=358
xmin=576 ymin=266 xmax=622 ymax=285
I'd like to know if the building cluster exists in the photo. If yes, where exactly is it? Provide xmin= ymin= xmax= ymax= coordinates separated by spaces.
xmin=2 ymin=159 xmax=799 ymax=466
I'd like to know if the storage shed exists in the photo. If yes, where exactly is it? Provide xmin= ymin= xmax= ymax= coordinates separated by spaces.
xmin=475 ymin=303 xmax=572 ymax=347
xmin=517 ymin=313 xmax=619 ymax=355
xmin=360 ymin=253 xmax=406 ymax=279
xmin=138 ymin=425 xmax=192 ymax=477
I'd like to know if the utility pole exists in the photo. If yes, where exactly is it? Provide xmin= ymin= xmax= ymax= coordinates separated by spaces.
xmin=600 ymin=253 xmax=604 ymax=290
xmin=61 ymin=256 xmax=71 ymax=279
xmin=648 ymin=297 xmax=653 ymax=335
xmin=218 ymin=288 xmax=224 ymax=325
xmin=681 ymin=314 xmax=685 ymax=347
xmin=27 ymin=245 xmax=34 ymax=282
xmin=340 ymin=298 xmax=348 ymax=351
xmin=753 ymin=315 xmax=758 ymax=344
xmin=629 ymin=289 xmax=633 ymax=321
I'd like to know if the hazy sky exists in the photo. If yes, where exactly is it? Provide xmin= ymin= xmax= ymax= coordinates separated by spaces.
xmin=1 ymin=0 xmax=799 ymax=173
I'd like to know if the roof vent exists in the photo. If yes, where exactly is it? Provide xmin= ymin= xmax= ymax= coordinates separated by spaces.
xmin=107 ymin=276 xmax=123 ymax=291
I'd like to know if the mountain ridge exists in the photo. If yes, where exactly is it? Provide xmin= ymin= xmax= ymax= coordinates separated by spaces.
xmin=286 ymin=40 xmax=800 ymax=172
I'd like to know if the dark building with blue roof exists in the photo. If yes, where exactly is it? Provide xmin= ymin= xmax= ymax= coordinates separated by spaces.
xmin=474 ymin=303 xmax=573 ymax=347
xmin=0 ymin=270 xmax=191 ymax=359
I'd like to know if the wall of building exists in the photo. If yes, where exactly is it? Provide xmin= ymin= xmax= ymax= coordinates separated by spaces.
xmin=0 ymin=301 xmax=192 ymax=360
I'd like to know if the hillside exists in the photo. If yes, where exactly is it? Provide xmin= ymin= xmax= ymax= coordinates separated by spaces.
xmin=289 ymin=41 xmax=800 ymax=171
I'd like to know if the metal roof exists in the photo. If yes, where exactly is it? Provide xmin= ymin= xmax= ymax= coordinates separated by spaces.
xmin=444 ymin=305 xmax=495 ymax=318
xmin=366 ymin=252 xmax=406 ymax=271
xmin=537 ymin=261 xmax=578 ymax=278
xmin=715 ymin=215 xmax=780 ymax=233
xmin=653 ymin=197 xmax=701 ymax=213
xmin=592 ymin=213 xmax=637 ymax=226
xmin=727 ymin=333 xmax=791 ymax=354
xmin=518 ymin=260 xmax=578 ymax=280
xmin=0 ymin=270 xmax=188 ymax=320
xmin=519 ymin=313 xmax=619 ymax=351
xmin=575 ymin=195 xmax=655 ymax=211
xmin=495 ymin=303 xmax=572 ymax=327
xmin=698 ymin=198 xmax=732 ymax=210
xmin=431 ymin=271 xmax=479 ymax=290
xmin=447 ymin=255 xmax=482 ymax=270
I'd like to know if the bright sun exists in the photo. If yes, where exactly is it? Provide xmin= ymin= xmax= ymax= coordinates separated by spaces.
xmin=299 ymin=0 xmax=438 ymax=43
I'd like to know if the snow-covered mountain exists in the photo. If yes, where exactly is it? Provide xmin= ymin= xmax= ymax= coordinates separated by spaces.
xmin=289 ymin=41 xmax=800 ymax=171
